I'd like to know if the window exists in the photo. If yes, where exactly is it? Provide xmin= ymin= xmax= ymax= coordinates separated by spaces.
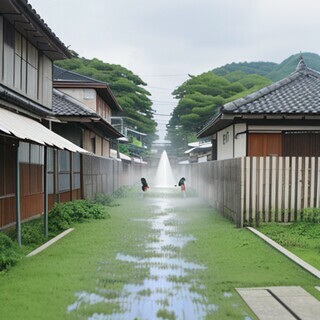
xmin=91 ymin=137 xmax=96 ymax=153
xmin=84 ymin=89 xmax=95 ymax=100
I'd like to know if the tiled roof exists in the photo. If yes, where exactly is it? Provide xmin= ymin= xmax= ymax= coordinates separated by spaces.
xmin=53 ymin=66 xmax=107 ymax=84
xmin=52 ymin=89 xmax=96 ymax=117
xmin=223 ymin=61 xmax=320 ymax=114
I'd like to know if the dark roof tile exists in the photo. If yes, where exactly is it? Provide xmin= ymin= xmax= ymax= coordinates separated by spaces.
xmin=53 ymin=65 xmax=107 ymax=84
xmin=226 ymin=69 xmax=320 ymax=115
xmin=52 ymin=89 xmax=96 ymax=117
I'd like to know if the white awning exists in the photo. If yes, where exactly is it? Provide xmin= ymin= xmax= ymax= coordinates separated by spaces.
xmin=0 ymin=108 xmax=89 ymax=153
xmin=110 ymin=148 xmax=132 ymax=161
xmin=132 ymin=157 xmax=147 ymax=164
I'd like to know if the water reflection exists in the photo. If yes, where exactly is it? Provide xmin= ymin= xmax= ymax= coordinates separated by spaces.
xmin=67 ymin=194 xmax=250 ymax=319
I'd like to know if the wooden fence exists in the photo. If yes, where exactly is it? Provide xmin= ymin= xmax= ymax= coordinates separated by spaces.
xmin=82 ymin=154 xmax=145 ymax=199
xmin=242 ymin=156 xmax=320 ymax=225
xmin=178 ymin=156 xmax=320 ymax=227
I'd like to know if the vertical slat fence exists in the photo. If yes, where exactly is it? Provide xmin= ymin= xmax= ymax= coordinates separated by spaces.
xmin=179 ymin=156 xmax=320 ymax=228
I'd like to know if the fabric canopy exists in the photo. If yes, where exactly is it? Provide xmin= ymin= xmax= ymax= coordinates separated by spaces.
xmin=0 ymin=108 xmax=88 ymax=153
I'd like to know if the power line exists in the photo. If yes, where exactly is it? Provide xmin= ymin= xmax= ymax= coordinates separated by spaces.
xmin=147 ymin=86 xmax=173 ymax=90
xmin=151 ymin=99 xmax=177 ymax=103
xmin=141 ymin=74 xmax=187 ymax=77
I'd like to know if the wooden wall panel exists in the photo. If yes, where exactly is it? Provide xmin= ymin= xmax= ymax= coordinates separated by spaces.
xmin=20 ymin=193 xmax=44 ymax=220
xmin=248 ymin=133 xmax=282 ymax=156
xmin=283 ymin=132 xmax=320 ymax=156
xmin=0 ymin=196 xmax=16 ymax=228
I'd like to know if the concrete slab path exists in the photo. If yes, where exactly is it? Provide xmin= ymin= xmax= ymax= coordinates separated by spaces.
xmin=237 ymin=286 xmax=320 ymax=320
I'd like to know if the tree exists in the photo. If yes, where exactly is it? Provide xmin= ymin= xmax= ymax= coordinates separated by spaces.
xmin=167 ymin=71 xmax=271 ymax=153
xmin=55 ymin=57 xmax=158 ymax=147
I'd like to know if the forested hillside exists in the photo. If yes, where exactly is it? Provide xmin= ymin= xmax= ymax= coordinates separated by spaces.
xmin=213 ymin=61 xmax=277 ymax=77
xmin=213 ymin=52 xmax=320 ymax=81
xmin=266 ymin=52 xmax=320 ymax=81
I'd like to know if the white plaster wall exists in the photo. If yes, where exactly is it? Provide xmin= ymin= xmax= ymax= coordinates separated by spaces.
xmin=234 ymin=123 xmax=247 ymax=158
xmin=217 ymin=125 xmax=234 ymax=160
xmin=59 ymin=88 xmax=97 ymax=112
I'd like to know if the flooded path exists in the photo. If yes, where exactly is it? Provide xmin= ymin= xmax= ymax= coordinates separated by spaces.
xmin=67 ymin=189 xmax=220 ymax=319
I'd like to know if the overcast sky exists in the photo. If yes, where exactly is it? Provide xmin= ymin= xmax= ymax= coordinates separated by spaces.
xmin=30 ymin=0 xmax=320 ymax=140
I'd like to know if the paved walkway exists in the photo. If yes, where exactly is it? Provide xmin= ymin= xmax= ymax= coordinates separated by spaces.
xmin=237 ymin=286 xmax=320 ymax=319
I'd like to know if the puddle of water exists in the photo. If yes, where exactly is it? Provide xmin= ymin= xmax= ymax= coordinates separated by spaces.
xmin=223 ymin=292 xmax=233 ymax=298
xmin=67 ymin=292 xmax=108 ymax=313
xmin=68 ymin=196 xmax=248 ymax=319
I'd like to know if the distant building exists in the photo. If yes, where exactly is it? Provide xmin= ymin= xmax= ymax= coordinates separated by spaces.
xmin=184 ymin=141 xmax=212 ymax=163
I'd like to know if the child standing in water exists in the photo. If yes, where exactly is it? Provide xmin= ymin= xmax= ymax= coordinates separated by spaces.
xmin=178 ymin=177 xmax=186 ymax=196
xmin=141 ymin=177 xmax=149 ymax=192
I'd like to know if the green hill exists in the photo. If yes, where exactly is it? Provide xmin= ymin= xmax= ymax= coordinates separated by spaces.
xmin=266 ymin=52 xmax=320 ymax=81
xmin=213 ymin=52 xmax=320 ymax=82
xmin=213 ymin=61 xmax=277 ymax=77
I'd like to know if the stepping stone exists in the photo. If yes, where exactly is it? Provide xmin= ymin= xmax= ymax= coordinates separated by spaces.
xmin=236 ymin=286 xmax=320 ymax=320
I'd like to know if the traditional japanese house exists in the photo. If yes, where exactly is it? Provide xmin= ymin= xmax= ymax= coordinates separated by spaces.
xmin=52 ymin=65 xmax=123 ymax=158
xmin=198 ymin=58 xmax=320 ymax=160
xmin=0 ymin=0 xmax=86 ymax=237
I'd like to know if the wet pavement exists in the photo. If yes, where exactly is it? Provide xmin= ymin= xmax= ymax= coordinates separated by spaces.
xmin=67 ymin=188 xmax=251 ymax=319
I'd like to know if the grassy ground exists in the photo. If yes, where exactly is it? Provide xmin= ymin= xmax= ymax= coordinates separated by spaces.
xmin=257 ymin=222 xmax=320 ymax=270
xmin=0 ymin=188 xmax=319 ymax=319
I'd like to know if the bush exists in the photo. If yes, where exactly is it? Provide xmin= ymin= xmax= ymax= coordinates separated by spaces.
xmin=302 ymin=207 xmax=320 ymax=223
xmin=48 ymin=202 xmax=73 ymax=233
xmin=0 ymin=233 xmax=23 ymax=272
xmin=112 ymin=186 xmax=130 ymax=199
xmin=48 ymin=200 xmax=109 ymax=233
xmin=21 ymin=221 xmax=47 ymax=247
xmin=94 ymin=193 xmax=116 ymax=207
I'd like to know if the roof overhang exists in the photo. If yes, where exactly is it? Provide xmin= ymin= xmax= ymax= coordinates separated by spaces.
xmin=0 ymin=0 xmax=71 ymax=60
xmin=84 ymin=120 xmax=124 ymax=139
xmin=56 ymin=115 xmax=123 ymax=140
xmin=110 ymin=148 xmax=132 ymax=162
xmin=0 ymin=84 xmax=51 ymax=117
xmin=0 ymin=107 xmax=89 ymax=153
xmin=197 ymin=112 xmax=320 ymax=138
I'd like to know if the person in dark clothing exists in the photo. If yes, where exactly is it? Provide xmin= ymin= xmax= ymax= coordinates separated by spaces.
xmin=141 ymin=177 xmax=149 ymax=192
xmin=178 ymin=177 xmax=186 ymax=192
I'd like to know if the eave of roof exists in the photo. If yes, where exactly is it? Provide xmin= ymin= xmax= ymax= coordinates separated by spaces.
xmin=0 ymin=0 xmax=71 ymax=60
xmin=0 ymin=84 xmax=52 ymax=117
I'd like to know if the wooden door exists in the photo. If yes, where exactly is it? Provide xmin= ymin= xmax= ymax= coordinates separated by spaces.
xmin=248 ymin=133 xmax=282 ymax=156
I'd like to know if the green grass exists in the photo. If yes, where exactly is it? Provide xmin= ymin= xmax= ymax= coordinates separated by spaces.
xmin=0 ymin=188 xmax=319 ymax=320
xmin=257 ymin=222 xmax=320 ymax=270
xmin=179 ymin=199 xmax=320 ymax=319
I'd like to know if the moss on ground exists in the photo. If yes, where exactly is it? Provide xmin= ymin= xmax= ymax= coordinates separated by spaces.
xmin=257 ymin=222 xmax=320 ymax=270
xmin=0 ymin=188 xmax=319 ymax=320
